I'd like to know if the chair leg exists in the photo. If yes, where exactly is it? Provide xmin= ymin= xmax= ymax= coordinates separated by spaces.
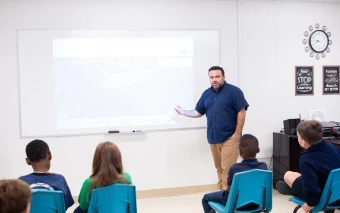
xmin=293 ymin=206 xmax=301 ymax=213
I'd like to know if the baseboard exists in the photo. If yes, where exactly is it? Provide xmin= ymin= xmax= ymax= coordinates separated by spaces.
xmin=72 ymin=184 xmax=218 ymax=201
xmin=137 ymin=184 xmax=218 ymax=199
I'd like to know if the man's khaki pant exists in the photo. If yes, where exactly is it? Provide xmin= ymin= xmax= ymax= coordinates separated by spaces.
xmin=210 ymin=135 xmax=240 ymax=190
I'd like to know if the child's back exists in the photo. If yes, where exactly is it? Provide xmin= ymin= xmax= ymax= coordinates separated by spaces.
xmin=226 ymin=159 xmax=267 ymax=187
xmin=229 ymin=160 xmax=267 ymax=174
xmin=277 ymin=120 xmax=340 ymax=213
xmin=74 ymin=141 xmax=132 ymax=213
xmin=299 ymin=139 xmax=340 ymax=204
xmin=19 ymin=173 xmax=74 ymax=207
xmin=202 ymin=134 xmax=267 ymax=213
xmin=19 ymin=139 xmax=74 ymax=209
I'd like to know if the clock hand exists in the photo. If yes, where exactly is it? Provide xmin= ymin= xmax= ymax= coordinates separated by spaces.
xmin=312 ymin=39 xmax=320 ymax=44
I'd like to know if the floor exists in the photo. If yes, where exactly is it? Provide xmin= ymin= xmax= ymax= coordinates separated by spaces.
xmin=67 ymin=190 xmax=339 ymax=213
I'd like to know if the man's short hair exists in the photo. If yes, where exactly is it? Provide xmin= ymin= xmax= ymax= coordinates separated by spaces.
xmin=26 ymin=139 xmax=50 ymax=162
xmin=0 ymin=179 xmax=31 ymax=213
xmin=239 ymin=134 xmax=259 ymax=157
xmin=297 ymin=120 xmax=323 ymax=145
xmin=208 ymin=66 xmax=225 ymax=76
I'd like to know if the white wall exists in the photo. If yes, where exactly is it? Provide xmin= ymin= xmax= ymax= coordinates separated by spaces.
xmin=0 ymin=0 xmax=238 ymax=194
xmin=239 ymin=0 xmax=340 ymax=157
xmin=275 ymin=1 xmax=340 ymax=121
xmin=1 ymin=0 xmax=340 ymax=196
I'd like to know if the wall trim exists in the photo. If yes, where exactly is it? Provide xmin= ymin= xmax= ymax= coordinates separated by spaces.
xmin=72 ymin=184 xmax=218 ymax=201
xmin=136 ymin=184 xmax=218 ymax=199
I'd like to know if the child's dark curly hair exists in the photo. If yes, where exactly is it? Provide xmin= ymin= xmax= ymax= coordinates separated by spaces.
xmin=26 ymin=139 xmax=50 ymax=162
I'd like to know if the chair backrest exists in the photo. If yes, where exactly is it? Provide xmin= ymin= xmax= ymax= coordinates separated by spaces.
xmin=30 ymin=189 xmax=66 ymax=213
xmin=311 ymin=168 xmax=340 ymax=212
xmin=223 ymin=169 xmax=272 ymax=213
xmin=87 ymin=183 xmax=137 ymax=213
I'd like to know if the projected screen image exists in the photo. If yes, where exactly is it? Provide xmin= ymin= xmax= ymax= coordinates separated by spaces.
xmin=53 ymin=37 xmax=195 ymax=129
xmin=18 ymin=30 xmax=217 ymax=136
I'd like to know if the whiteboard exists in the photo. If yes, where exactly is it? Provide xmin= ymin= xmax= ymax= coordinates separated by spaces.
xmin=17 ymin=30 xmax=220 ymax=137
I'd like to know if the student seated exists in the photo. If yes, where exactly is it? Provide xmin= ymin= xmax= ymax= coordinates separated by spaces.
xmin=74 ymin=141 xmax=132 ymax=213
xmin=202 ymin=134 xmax=267 ymax=213
xmin=19 ymin=139 xmax=74 ymax=209
xmin=276 ymin=120 xmax=340 ymax=213
xmin=0 ymin=179 xmax=31 ymax=213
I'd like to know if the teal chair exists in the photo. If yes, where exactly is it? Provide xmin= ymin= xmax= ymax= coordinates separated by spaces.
xmin=87 ymin=183 xmax=137 ymax=213
xmin=208 ymin=169 xmax=272 ymax=213
xmin=30 ymin=189 xmax=66 ymax=213
xmin=289 ymin=168 xmax=340 ymax=213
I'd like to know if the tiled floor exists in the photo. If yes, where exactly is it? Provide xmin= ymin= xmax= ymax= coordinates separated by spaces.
xmin=67 ymin=189 xmax=340 ymax=213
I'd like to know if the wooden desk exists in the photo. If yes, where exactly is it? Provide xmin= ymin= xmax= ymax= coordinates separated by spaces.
xmin=272 ymin=132 xmax=340 ymax=189
xmin=325 ymin=138 xmax=340 ymax=147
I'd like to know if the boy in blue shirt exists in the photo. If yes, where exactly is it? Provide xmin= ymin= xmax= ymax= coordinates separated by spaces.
xmin=276 ymin=120 xmax=340 ymax=213
xmin=202 ymin=134 xmax=267 ymax=213
xmin=19 ymin=139 xmax=74 ymax=209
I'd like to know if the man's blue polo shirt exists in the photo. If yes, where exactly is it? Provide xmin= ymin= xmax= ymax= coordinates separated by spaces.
xmin=195 ymin=81 xmax=249 ymax=144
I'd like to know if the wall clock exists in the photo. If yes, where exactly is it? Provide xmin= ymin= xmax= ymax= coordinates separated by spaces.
xmin=302 ymin=23 xmax=332 ymax=60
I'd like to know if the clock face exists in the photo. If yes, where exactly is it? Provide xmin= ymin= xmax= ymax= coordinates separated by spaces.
xmin=302 ymin=24 xmax=332 ymax=59
xmin=309 ymin=30 xmax=329 ymax=53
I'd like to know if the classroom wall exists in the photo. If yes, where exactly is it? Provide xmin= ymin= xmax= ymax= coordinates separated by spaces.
xmin=1 ymin=0 xmax=340 ymax=195
xmin=239 ymin=0 xmax=340 ymax=156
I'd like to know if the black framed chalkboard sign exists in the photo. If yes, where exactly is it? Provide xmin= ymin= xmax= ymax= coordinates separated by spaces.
xmin=295 ymin=66 xmax=314 ymax=96
xmin=323 ymin=66 xmax=340 ymax=95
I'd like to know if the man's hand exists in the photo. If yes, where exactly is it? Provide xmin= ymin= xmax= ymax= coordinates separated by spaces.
xmin=174 ymin=105 xmax=186 ymax=116
xmin=302 ymin=203 xmax=313 ymax=212
xmin=174 ymin=106 xmax=202 ymax=118
xmin=232 ymin=132 xmax=241 ymax=142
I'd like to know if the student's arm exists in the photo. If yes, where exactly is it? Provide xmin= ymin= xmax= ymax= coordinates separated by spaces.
xmin=302 ymin=203 xmax=314 ymax=212
xmin=300 ymin=160 xmax=321 ymax=207
xmin=123 ymin=172 xmax=132 ymax=184
xmin=62 ymin=176 xmax=75 ymax=209
xmin=78 ymin=178 xmax=92 ymax=211
xmin=260 ymin=162 xmax=268 ymax=170
xmin=226 ymin=166 xmax=235 ymax=191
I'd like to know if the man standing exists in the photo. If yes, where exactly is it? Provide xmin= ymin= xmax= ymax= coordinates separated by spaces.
xmin=175 ymin=66 xmax=248 ymax=190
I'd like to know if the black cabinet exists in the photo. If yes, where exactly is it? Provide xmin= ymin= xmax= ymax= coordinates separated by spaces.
xmin=272 ymin=132 xmax=304 ymax=189
xmin=272 ymin=132 xmax=340 ymax=189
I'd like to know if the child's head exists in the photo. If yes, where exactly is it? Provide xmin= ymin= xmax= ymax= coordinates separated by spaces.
xmin=25 ymin=139 xmax=51 ymax=172
xmin=239 ymin=134 xmax=260 ymax=159
xmin=91 ymin=141 xmax=129 ymax=188
xmin=296 ymin=120 xmax=323 ymax=148
xmin=0 ymin=179 xmax=31 ymax=213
